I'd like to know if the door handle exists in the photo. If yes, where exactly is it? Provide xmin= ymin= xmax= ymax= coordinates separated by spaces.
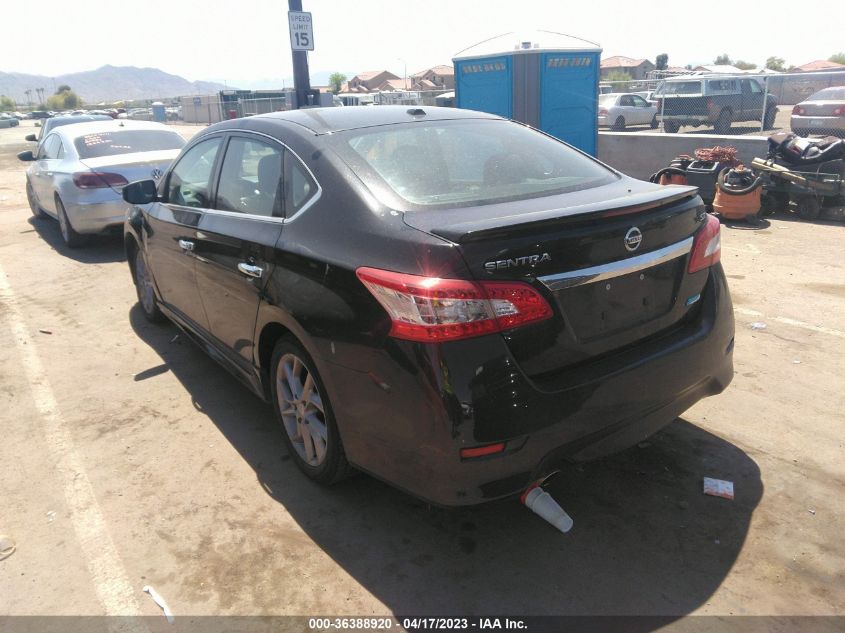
xmin=237 ymin=262 xmax=264 ymax=279
xmin=178 ymin=239 xmax=195 ymax=252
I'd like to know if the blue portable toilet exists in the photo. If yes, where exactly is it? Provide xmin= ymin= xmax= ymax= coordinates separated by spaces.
xmin=453 ymin=30 xmax=602 ymax=155
xmin=151 ymin=101 xmax=166 ymax=123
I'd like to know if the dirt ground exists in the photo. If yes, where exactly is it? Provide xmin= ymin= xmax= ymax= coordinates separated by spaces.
xmin=0 ymin=119 xmax=843 ymax=629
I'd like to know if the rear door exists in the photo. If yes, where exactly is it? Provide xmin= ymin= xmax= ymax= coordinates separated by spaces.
xmin=146 ymin=136 xmax=223 ymax=332
xmin=193 ymin=133 xmax=288 ymax=371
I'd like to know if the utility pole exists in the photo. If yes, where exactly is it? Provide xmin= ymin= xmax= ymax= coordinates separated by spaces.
xmin=288 ymin=0 xmax=311 ymax=108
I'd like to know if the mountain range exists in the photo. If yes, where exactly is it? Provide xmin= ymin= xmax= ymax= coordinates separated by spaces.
xmin=0 ymin=65 xmax=230 ymax=104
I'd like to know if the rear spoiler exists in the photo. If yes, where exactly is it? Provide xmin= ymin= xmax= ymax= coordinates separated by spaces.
xmin=425 ymin=187 xmax=699 ymax=244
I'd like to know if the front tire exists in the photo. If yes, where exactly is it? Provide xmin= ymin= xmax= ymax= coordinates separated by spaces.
xmin=271 ymin=338 xmax=352 ymax=485
xmin=650 ymin=115 xmax=659 ymax=129
xmin=132 ymin=247 xmax=165 ymax=323
xmin=794 ymin=196 xmax=821 ymax=221
xmin=26 ymin=181 xmax=46 ymax=218
xmin=55 ymin=196 xmax=85 ymax=248
xmin=612 ymin=116 xmax=626 ymax=131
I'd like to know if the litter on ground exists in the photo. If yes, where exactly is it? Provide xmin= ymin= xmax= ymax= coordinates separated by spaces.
xmin=703 ymin=477 xmax=735 ymax=500
xmin=143 ymin=585 xmax=174 ymax=624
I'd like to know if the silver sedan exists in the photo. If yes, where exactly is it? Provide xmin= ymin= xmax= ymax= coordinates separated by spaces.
xmin=18 ymin=120 xmax=185 ymax=247
xmin=791 ymin=86 xmax=845 ymax=138
xmin=598 ymin=93 xmax=658 ymax=130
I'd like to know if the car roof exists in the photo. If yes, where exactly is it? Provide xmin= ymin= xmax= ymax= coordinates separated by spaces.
xmin=54 ymin=119 xmax=178 ymax=140
xmin=247 ymin=105 xmax=502 ymax=135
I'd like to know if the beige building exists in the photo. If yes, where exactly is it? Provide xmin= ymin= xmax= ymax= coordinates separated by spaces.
xmin=600 ymin=56 xmax=655 ymax=80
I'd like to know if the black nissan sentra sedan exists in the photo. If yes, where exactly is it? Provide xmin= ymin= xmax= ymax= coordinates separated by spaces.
xmin=122 ymin=106 xmax=734 ymax=506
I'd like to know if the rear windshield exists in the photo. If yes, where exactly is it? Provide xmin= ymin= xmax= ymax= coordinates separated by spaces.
xmin=655 ymin=81 xmax=702 ymax=96
xmin=599 ymin=95 xmax=618 ymax=105
xmin=334 ymin=119 xmax=617 ymax=209
xmin=809 ymin=87 xmax=845 ymax=101
xmin=74 ymin=130 xmax=185 ymax=159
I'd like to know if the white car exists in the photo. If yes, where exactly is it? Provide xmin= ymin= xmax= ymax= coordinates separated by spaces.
xmin=17 ymin=120 xmax=185 ymax=247
xmin=598 ymin=93 xmax=658 ymax=130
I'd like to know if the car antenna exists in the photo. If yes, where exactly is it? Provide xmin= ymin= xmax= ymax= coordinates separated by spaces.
xmin=407 ymin=108 xmax=426 ymax=116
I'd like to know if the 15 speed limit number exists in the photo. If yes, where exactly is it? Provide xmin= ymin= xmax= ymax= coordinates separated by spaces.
xmin=288 ymin=11 xmax=314 ymax=51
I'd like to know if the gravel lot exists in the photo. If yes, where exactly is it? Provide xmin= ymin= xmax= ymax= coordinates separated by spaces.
xmin=0 ymin=119 xmax=843 ymax=629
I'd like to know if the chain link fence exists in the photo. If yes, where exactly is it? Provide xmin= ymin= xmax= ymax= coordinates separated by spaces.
xmin=599 ymin=70 xmax=845 ymax=137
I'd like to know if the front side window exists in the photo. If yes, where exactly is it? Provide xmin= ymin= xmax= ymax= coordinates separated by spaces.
xmin=335 ymin=119 xmax=616 ymax=209
xmin=39 ymin=134 xmax=61 ymax=160
xmin=748 ymin=80 xmax=763 ymax=94
xmin=216 ymin=137 xmax=283 ymax=217
xmin=167 ymin=137 xmax=222 ymax=208
xmin=632 ymin=95 xmax=649 ymax=107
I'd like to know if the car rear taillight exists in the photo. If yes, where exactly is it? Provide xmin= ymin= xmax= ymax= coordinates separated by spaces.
xmin=706 ymin=98 xmax=716 ymax=110
xmin=688 ymin=214 xmax=721 ymax=274
xmin=356 ymin=267 xmax=554 ymax=342
xmin=792 ymin=105 xmax=805 ymax=115
xmin=833 ymin=105 xmax=845 ymax=116
xmin=598 ymin=108 xmax=609 ymax=116
xmin=72 ymin=171 xmax=129 ymax=189
xmin=460 ymin=443 xmax=506 ymax=459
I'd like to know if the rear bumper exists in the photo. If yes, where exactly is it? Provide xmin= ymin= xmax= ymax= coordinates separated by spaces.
xmin=326 ymin=265 xmax=734 ymax=506
xmin=63 ymin=197 xmax=127 ymax=233
xmin=791 ymin=115 xmax=845 ymax=137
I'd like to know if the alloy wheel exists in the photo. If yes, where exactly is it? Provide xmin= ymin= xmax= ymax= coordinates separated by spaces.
xmin=276 ymin=353 xmax=328 ymax=467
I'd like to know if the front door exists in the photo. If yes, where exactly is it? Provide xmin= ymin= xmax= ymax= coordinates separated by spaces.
xmin=145 ymin=136 xmax=224 ymax=332
xmin=194 ymin=134 xmax=285 ymax=371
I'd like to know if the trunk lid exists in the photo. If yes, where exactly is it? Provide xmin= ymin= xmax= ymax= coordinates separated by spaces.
xmin=800 ymin=100 xmax=842 ymax=116
xmin=403 ymin=178 xmax=709 ymax=380
xmin=79 ymin=149 xmax=180 ymax=192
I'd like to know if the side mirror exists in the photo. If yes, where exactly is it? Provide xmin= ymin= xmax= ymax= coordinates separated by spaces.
xmin=123 ymin=179 xmax=158 ymax=205
xmin=17 ymin=150 xmax=35 ymax=162
xmin=25 ymin=133 xmax=37 ymax=142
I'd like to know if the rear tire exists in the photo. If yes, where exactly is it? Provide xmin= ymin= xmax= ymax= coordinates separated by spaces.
xmin=55 ymin=196 xmax=85 ymax=248
xmin=650 ymin=115 xmax=658 ymax=129
xmin=132 ymin=246 xmax=165 ymax=323
xmin=763 ymin=106 xmax=776 ymax=131
xmin=270 ymin=338 xmax=353 ymax=485
xmin=714 ymin=109 xmax=732 ymax=135
xmin=26 ymin=181 xmax=46 ymax=218
xmin=663 ymin=120 xmax=680 ymax=134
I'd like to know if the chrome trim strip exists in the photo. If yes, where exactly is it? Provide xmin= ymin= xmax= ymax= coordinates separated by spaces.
xmin=538 ymin=237 xmax=694 ymax=291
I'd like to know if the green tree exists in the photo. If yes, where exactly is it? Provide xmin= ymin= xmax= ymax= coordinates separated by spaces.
xmin=829 ymin=52 xmax=845 ymax=65
xmin=655 ymin=53 xmax=668 ymax=70
xmin=0 ymin=95 xmax=15 ymax=111
xmin=46 ymin=89 xmax=82 ymax=110
xmin=765 ymin=56 xmax=786 ymax=71
xmin=55 ymin=84 xmax=72 ymax=94
xmin=603 ymin=70 xmax=634 ymax=91
xmin=328 ymin=72 xmax=347 ymax=94
xmin=734 ymin=60 xmax=757 ymax=70
xmin=714 ymin=54 xmax=733 ymax=65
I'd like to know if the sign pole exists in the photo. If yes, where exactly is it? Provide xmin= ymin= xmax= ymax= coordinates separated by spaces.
xmin=288 ymin=0 xmax=312 ymax=109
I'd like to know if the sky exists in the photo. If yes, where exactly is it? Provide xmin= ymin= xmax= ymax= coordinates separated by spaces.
xmin=2 ymin=0 xmax=841 ymax=84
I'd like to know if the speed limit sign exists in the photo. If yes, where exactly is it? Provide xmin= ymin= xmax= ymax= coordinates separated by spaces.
xmin=288 ymin=11 xmax=314 ymax=51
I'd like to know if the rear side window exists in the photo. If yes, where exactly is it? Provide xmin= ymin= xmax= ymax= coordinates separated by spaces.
xmin=39 ymin=134 xmax=61 ymax=160
xmin=337 ymin=119 xmax=616 ymax=208
xmin=656 ymin=81 xmax=701 ymax=95
xmin=167 ymin=138 xmax=222 ymax=209
xmin=216 ymin=137 xmax=283 ymax=217
xmin=74 ymin=130 xmax=185 ymax=159
xmin=286 ymin=154 xmax=318 ymax=215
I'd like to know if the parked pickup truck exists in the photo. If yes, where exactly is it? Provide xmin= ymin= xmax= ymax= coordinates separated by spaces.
xmin=655 ymin=75 xmax=778 ymax=134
